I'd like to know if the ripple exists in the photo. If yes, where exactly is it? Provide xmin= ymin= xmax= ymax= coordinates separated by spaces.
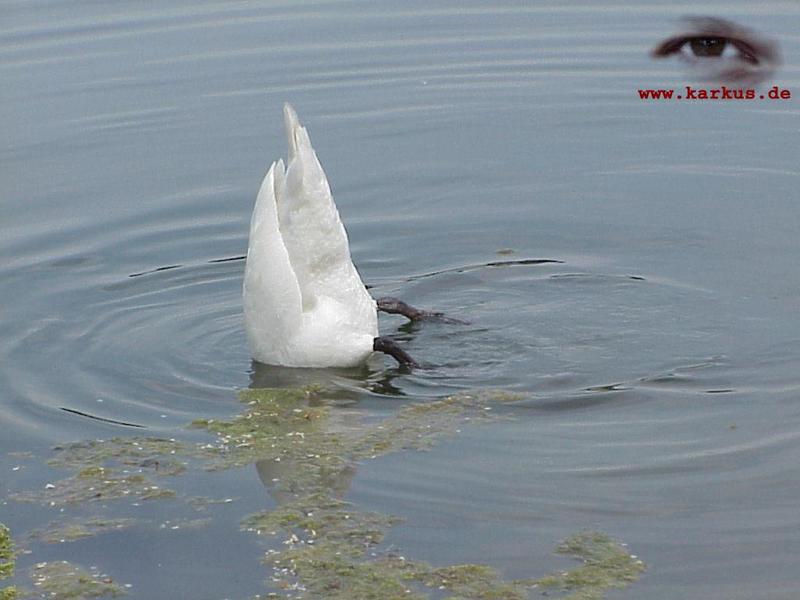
xmin=0 ymin=192 xmax=254 ymax=442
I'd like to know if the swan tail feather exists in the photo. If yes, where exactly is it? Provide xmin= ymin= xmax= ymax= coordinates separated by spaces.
xmin=244 ymin=160 xmax=304 ymax=363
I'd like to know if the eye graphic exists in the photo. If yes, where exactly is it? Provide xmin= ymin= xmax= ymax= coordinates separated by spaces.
xmin=652 ymin=17 xmax=780 ymax=85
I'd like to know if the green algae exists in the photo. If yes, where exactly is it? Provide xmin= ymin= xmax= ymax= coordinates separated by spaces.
xmin=206 ymin=387 xmax=643 ymax=600
xmin=27 ymin=518 xmax=138 ymax=545
xmin=348 ymin=391 xmax=519 ymax=459
xmin=191 ymin=386 xmax=335 ymax=471
xmin=6 ymin=385 xmax=645 ymax=599
xmin=191 ymin=386 xmax=644 ymax=599
xmin=190 ymin=387 xmax=516 ymax=508
xmin=533 ymin=532 xmax=646 ymax=599
xmin=262 ymin=541 xmax=534 ymax=600
xmin=0 ymin=525 xmax=13 ymax=579
xmin=265 ymin=542 xmax=428 ymax=600
xmin=242 ymin=493 xmax=400 ymax=547
xmin=11 ymin=437 xmax=188 ymax=506
xmin=28 ymin=561 xmax=125 ymax=599
xmin=11 ymin=468 xmax=176 ymax=506
xmin=0 ymin=524 xmax=16 ymax=600
xmin=48 ymin=438 xmax=188 ymax=475
xmin=418 ymin=563 xmax=528 ymax=600
xmin=193 ymin=387 xmax=519 ymax=474
xmin=259 ymin=531 xmax=644 ymax=600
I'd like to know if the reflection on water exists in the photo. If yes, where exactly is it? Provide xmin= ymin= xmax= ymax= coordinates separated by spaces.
xmin=211 ymin=387 xmax=644 ymax=598
xmin=2 ymin=1 xmax=800 ymax=598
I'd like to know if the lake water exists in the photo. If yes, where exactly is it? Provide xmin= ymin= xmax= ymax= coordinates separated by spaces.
xmin=1 ymin=2 xmax=799 ymax=598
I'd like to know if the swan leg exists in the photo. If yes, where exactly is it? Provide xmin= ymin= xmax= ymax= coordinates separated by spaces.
xmin=376 ymin=297 xmax=467 ymax=324
xmin=373 ymin=336 xmax=419 ymax=368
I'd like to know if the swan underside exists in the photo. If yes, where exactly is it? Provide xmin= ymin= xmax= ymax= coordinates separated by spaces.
xmin=244 ymin=104 xmax=460 ymax=369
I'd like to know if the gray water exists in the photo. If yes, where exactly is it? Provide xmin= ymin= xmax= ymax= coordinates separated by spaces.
xmin=2 ymin=1 xmax=799 ymax=598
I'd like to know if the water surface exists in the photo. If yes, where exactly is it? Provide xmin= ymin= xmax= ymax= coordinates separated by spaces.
xmin=2 ymin=2 xmax=799 ymax=598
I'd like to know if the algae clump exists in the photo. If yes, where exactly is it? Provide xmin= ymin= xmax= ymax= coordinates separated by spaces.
xmin=48 ymin=437 xmax=187 ymax=475
xmin=533 ymin=531 xmax=646 ymax=599
xmin=262 ymin=540 xmax=534 ymax=600
xmin=205 ymin=387 xmax=643 ymax=600
xmin=0 ymin=524 xmax=17 ymax=600
xmin=6 ymin=385 xmax=646 ymax=600
xmin=12 ymin=469 xmax=176 ymax=506
xmin=28 ymin=518 xmax=137 ymax=545
xmin=192 ymin=386 xmax=336 ymax=473
xmin=28 ymin=561 xmax=125 ymax=599
xmin=196 ymin=387 xmax=542 ymax=599
xmin=11 ymin=438 xmax=187 ymax=506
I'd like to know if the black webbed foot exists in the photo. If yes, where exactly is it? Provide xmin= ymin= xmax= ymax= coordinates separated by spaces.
xmin=376 ymin=297 xmax=468 ymax=324
xmin=373 ymin=336 xmax=419 ymax=368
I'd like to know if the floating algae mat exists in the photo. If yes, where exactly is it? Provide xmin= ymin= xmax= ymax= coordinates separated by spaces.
xmin=26 ymin=518 xmax=138 ymax=545
xmin=1 ymin=524 xmax=16 ymax=600
xmin=27 ymin=561 xmax=125 ymax=599
xmin=10 ymin=437 xmax=187 ymax=507
xmin=6 ymin=387 xmax=645 ymax=598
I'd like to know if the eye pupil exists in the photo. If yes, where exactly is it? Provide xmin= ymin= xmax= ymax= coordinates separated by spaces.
xmin=689 ymin=37 xmax=727 ymax=57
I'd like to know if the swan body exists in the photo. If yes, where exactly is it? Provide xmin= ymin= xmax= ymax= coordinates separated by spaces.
xmin=244 ymin=104 xmax=378 ymax=367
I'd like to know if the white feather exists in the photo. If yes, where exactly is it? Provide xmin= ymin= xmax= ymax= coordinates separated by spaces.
xmin=244 ymin=104 xmax=378 ymax=367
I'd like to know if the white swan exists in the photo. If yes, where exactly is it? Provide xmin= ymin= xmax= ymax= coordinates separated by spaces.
xmin=244 ymin=104 xmax=381 ymax=368
xmin=244 ymin=105 xmax=458 ymax=368
xmin=243 ymin=104 xmax=465 ymax=367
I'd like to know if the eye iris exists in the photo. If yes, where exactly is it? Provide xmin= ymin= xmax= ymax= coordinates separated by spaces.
xmin=689 ymin=37 xmax=727 ymax=57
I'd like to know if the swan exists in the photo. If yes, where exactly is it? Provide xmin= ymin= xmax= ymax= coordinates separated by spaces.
xmin=244 ymin=104 xmax=437 ymax=368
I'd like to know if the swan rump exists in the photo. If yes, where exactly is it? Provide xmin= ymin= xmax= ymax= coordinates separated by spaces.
xmin=243 ymin=104 xmax=378 ymax=367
